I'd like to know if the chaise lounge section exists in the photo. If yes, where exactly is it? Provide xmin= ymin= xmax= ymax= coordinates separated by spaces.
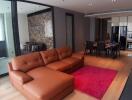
xmin=8 ymin=47 xmax=84 ymax=100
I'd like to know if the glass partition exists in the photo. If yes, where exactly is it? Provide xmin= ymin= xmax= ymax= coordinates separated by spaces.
xmin=17 ymin=1 xmax=54 ymax=55
xmin=0 ymin=0 xmax=15 ymax=75
xmin=0 ymin=0 xmax=54 ymax=75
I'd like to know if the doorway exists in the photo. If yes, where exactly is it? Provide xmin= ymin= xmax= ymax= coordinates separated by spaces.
xmin=66 ymin=13 xmax=74 ymax=51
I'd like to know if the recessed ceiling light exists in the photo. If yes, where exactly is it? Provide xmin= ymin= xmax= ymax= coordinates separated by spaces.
xmin=88 ymin=2 xmax=93 ymax=6
xmin=112 ymin=0 xmax=117 ymax=3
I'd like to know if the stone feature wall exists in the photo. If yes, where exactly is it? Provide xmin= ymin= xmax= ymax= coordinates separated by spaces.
xmin=28 ymin=11 xmax=53 ymax=49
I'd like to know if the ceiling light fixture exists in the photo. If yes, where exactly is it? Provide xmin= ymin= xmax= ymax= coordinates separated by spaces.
xmin=112 ymin=0 xmax=117 ymax=3
xmin=88 ymin=2 xmax=93 ymax=6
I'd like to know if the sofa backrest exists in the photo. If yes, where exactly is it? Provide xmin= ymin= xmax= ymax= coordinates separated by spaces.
xmin=11 ymin=52 xmax=44 ymax=72
xmin=40 ymin=49 xmax=58 ymax=64
xmin=56 ymin=47 xmax=72 ymax=60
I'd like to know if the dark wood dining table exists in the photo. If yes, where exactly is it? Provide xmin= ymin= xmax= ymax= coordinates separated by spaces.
xmin=105 ymin=43 xmax=118 ymax=48
xmin=93 ymin=42 xmax=118 ymax=48
xmin=93 ymin=42 xmax=119 ymax=58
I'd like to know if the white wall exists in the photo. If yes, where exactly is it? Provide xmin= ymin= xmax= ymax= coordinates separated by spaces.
xmin=112 ymin=16 xmax=128 ymax=27
xmin=112 ymin=17 xmax=120 ymax=26
xmin=107 ymin=21 xmax=112 ymax=38
xmin=18 ymin=14 xmax=29 ymax=49
xmin=128 ymin=16 xmax=132 ymax=32
xmin=119 ymin=17 xmax=127 ymax=26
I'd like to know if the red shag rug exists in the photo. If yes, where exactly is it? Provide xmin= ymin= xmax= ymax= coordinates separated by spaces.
xmin=72 ymin=66 xmax=117 ymax=99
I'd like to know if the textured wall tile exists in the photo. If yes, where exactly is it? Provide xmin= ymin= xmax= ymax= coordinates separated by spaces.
xmin=28 ymin=11 xmax=53 ymax=49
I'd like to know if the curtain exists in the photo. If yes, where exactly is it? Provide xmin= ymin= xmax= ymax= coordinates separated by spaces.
xmin=0 ymin=14 xmax=5 ymax=41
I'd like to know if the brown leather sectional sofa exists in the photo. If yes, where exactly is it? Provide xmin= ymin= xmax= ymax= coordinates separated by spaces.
xmin=8 ymin=47 xmax=84 ymax=100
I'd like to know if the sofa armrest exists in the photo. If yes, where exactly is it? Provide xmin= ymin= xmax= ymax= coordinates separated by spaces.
xmin=10 ymin=71 xmax=33 ymax=84
xmin=72 ymin=53 xmax=84 ymax=60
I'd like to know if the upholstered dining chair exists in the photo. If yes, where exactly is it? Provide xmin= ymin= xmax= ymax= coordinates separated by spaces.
xmin=96 ymin=41 xmax=107 ymax=56
xmin=84 ymin=41 xmax=95 ymax=55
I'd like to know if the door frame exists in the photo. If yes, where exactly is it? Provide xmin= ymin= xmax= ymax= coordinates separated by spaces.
xmin=65 ymin=13 xmax=75 ymax=51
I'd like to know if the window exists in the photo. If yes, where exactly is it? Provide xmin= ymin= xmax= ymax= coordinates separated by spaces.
xmin=0 ymin=14 xmax=5 ymax=41
xmin=0 ymin=14 xmax=7 ymax=58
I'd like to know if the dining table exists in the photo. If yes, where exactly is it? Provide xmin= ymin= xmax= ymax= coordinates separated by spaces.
xmin=93 ymin=42 xmax=119 ymax=58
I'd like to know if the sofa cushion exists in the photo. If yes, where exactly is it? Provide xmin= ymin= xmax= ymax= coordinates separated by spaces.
xmin=72 ymin=53 xmax=84 ymax=60
xmin=25 ymin=67 xmax=73 ymax=100
xmin=40 ymin=49 xmax=58 ymax=65
xmin=10 ymin=70 xmax=33 ymax=84
xmin=56 ymin=47 xmax=72 ymax=60
xmin=61 ymin=57 xmax=82 ymax=67
xmin=46 ymin=61 xmax=72 ymax=72
xmin=12 ymin=52 xmax=44 ymax=72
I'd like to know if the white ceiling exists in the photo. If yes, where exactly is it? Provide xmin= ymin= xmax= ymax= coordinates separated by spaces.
xmin=17 ymin=2 xmax=49 ymax=14
xmin=29 ymin=0 xmax=132 ymax=14
xmin=1 ymin=0 xmax=132 ymax=17
xmin=0 ymin=0 xmax=49 ymax=14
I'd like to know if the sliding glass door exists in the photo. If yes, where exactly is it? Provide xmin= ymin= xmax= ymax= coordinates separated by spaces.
xmin=0 ymin=14 xmax=7 ymax=57
xmin=0 ymin=0 xmax=15 ymax=75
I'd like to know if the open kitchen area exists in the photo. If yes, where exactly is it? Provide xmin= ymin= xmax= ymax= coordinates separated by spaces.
xmin=111 ymin=16 xmax=132 ymax=50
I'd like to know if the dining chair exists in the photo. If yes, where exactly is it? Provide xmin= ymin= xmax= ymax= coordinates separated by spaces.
xmin=96 ymin=41 xmax=107 ymax=56
xmin=84 ymin=41 xmax=95 ymax=55
xmin=117 ymin=42 xmax=121 ymax=56
xmin=112 ymin=43 xmax=120 ymax=58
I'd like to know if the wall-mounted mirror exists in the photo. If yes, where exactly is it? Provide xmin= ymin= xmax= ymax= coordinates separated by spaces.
xmin=17 ymin=1 xmax=54 ymax=55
